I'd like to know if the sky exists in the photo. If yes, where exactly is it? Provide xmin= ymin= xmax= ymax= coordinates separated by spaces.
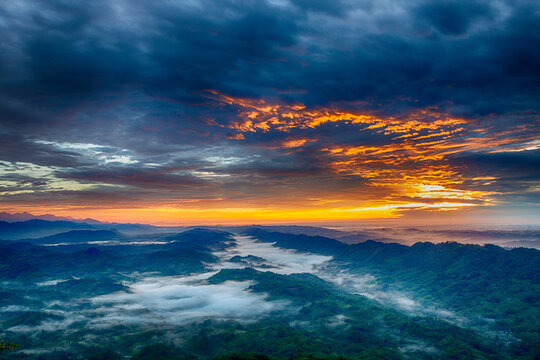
xmin=0 ymin=0 xmax=539 ymax=226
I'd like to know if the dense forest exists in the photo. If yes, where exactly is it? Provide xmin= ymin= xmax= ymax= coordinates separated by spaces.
xmin=1 ymin=222 xmax=539 ymax=359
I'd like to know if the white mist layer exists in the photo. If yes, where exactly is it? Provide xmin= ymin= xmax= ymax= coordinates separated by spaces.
xmin=89 ymin=272 xmax=288 ymax=327
xmin=215 ymin=235 xmax=333 ymax=275
xmin=36 ymin=279 xmax=69 ymax=286
xmin=318 ymin=269 xmax=467 ymax=323
xmin=82 ymin=235 xmax=332 ymax=328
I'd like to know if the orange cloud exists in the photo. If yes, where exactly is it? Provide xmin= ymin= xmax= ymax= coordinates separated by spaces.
xmin=281 ymin=138 xmax=314 ymax=148
xmin=206 ymin=91 xmax=523 ymax=211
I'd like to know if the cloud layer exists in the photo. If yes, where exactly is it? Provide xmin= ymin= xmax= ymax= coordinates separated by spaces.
xmin=0 ymin=0 xmax=539 ymax=224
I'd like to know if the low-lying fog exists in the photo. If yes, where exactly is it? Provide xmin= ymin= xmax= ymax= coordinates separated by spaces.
xmin=91 ymin=272 xmax=289 ymax=327
xmin=6 ymin=235 xmax=471 ymax=334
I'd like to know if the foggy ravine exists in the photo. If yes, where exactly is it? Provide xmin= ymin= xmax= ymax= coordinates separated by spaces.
xmin=3 ymin=226 xmax=537 ymax=359
xmin=9 ymin=235 xmax=471 ymax=332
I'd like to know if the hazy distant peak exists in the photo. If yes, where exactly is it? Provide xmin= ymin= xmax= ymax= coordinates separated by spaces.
xmin=0 ymin=211 xmax=102 ymax=224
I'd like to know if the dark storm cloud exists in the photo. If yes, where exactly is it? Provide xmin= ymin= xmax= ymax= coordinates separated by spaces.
xmin=1 ymin=0 xmax=298 ymax=109
xmin=414 ymin=1 xmax=494 ymax=36
xmin=0 ymin=0 xmax=538 ymax=128
xmin=288 ymin=0 xmax=352 ymax=17
xmin=451 ymin=149 xmax=540 ymax=177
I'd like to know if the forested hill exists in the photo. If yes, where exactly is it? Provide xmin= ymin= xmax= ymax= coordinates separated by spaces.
xmin=1 ymin=226 xmax=539 ymax=359
xmin=245 ymin=228 xmax=540 ymax=357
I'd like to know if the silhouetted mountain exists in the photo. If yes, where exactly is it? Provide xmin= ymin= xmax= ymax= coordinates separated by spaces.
xmin=68 ymin=246 xmax=119 ymax=267
xmin=250 ymin=225 xmax=348 ymax=239
xmin=53 ymin=277 xmax=127 ymax=297
xmin=245 ymin=228 xmax=348 ymax=255
xmin=209 ymin=268 xmax=337 ymax=303
xmin=165 ymin=228 xmax=234 ymax=251
xmin=0 ymin=211 xmax=84 ymax=223
xmin=0 ymin=241 xmax=53 ymax=280
xmin=137 ymin=247 xmax=217 ymax=275
xmin=0 ymin=219 xmax=96 ymax=240
xmin=115 ymin=228 xmax=234 ymax=275
xmin=31 ymin=230 xmax=121 ymax=244
xmin=0 ymin=240 xmax=122 ymax=280
xmin=0 ymin=219 xmax=180 ymax=241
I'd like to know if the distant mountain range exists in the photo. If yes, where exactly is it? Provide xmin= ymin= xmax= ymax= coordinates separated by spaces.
xmin=0 ymin=211 xmax=103 ymax=224
xmin=0 ymin=218 xmax=183 ymax=240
